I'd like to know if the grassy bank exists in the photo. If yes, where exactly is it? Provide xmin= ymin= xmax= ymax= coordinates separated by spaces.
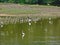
xmin=0 ymin=3 xmax=60 ymax=15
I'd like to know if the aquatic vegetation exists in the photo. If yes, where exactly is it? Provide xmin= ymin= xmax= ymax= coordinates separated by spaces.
xmin=0 ymin=16 xmax=60 ymax=45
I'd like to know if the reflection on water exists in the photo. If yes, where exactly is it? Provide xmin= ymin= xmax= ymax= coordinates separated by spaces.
xmin=0 ymin=16 xmax=60 ymax=45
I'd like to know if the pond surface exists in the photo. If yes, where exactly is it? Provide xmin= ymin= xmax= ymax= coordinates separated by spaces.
xmin=0 ymin=16 xmax=60 ymax=45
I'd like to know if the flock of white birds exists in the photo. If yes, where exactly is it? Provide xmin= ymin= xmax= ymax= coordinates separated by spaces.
xmin=0 ymin=17 xmax=53 ymax=39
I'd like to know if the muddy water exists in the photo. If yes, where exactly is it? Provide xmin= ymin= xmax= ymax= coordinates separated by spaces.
xmin=0 ymin=16 xmax=60 ymax=45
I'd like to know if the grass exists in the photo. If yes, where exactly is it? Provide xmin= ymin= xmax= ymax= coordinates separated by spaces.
xmin=0 ymin=3 xmax=60 ymax=15
xmin=0 ymin=8 xmax=40 ymax=14
xmin=0 ymin=3 xmax=60 ymax=45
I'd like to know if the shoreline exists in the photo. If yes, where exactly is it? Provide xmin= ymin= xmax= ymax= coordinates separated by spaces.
xmin=0 ymin=14 xmax=60 ymax=17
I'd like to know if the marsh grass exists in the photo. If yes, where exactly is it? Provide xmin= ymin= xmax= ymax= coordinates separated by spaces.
xmin=0 ymin=17 xmax=60 ymax=45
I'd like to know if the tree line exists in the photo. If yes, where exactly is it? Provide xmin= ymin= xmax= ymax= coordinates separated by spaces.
xmin=0 ymin=0 xmax=60 ymax=6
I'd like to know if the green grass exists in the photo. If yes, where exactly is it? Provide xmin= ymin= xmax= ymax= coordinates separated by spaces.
xmin=0 ymin=17 xmax=60 ymax=45
xmin=0 ymin=8 xmax=40 ymax=14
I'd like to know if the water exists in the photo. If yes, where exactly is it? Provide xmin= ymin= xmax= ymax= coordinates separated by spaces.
xmin=0 ymin=16 xmax=60 ymax=45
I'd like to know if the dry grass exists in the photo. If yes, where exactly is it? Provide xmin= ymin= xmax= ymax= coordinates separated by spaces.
xmin=0 ymin=3 xmax=60 ymax=17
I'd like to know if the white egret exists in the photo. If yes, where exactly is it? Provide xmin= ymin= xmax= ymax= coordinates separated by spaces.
xmin=29 ymin=19 xmax=31 ymax=22
xmin=49 ymin=17 xmax=52 ymax=20
xmin=1 ymin=21 xmax=4 ymax=24
xmin=1 ymin=25 xmax=3 ymax=28
xmin=49 ymin=21 xmax=53 ymax=24
xmin=29 ymin=22 xmax=31 ymax=26
xmin=22 ymin=31 xmax=25 ymax=39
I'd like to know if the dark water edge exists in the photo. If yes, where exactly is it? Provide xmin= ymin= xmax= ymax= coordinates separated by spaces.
xmin=0 ymin=16 xmax=60 ymax=45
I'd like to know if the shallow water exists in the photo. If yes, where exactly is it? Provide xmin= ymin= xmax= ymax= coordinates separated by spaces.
xmin=0 ymin=17 xmax=60 ymax=45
